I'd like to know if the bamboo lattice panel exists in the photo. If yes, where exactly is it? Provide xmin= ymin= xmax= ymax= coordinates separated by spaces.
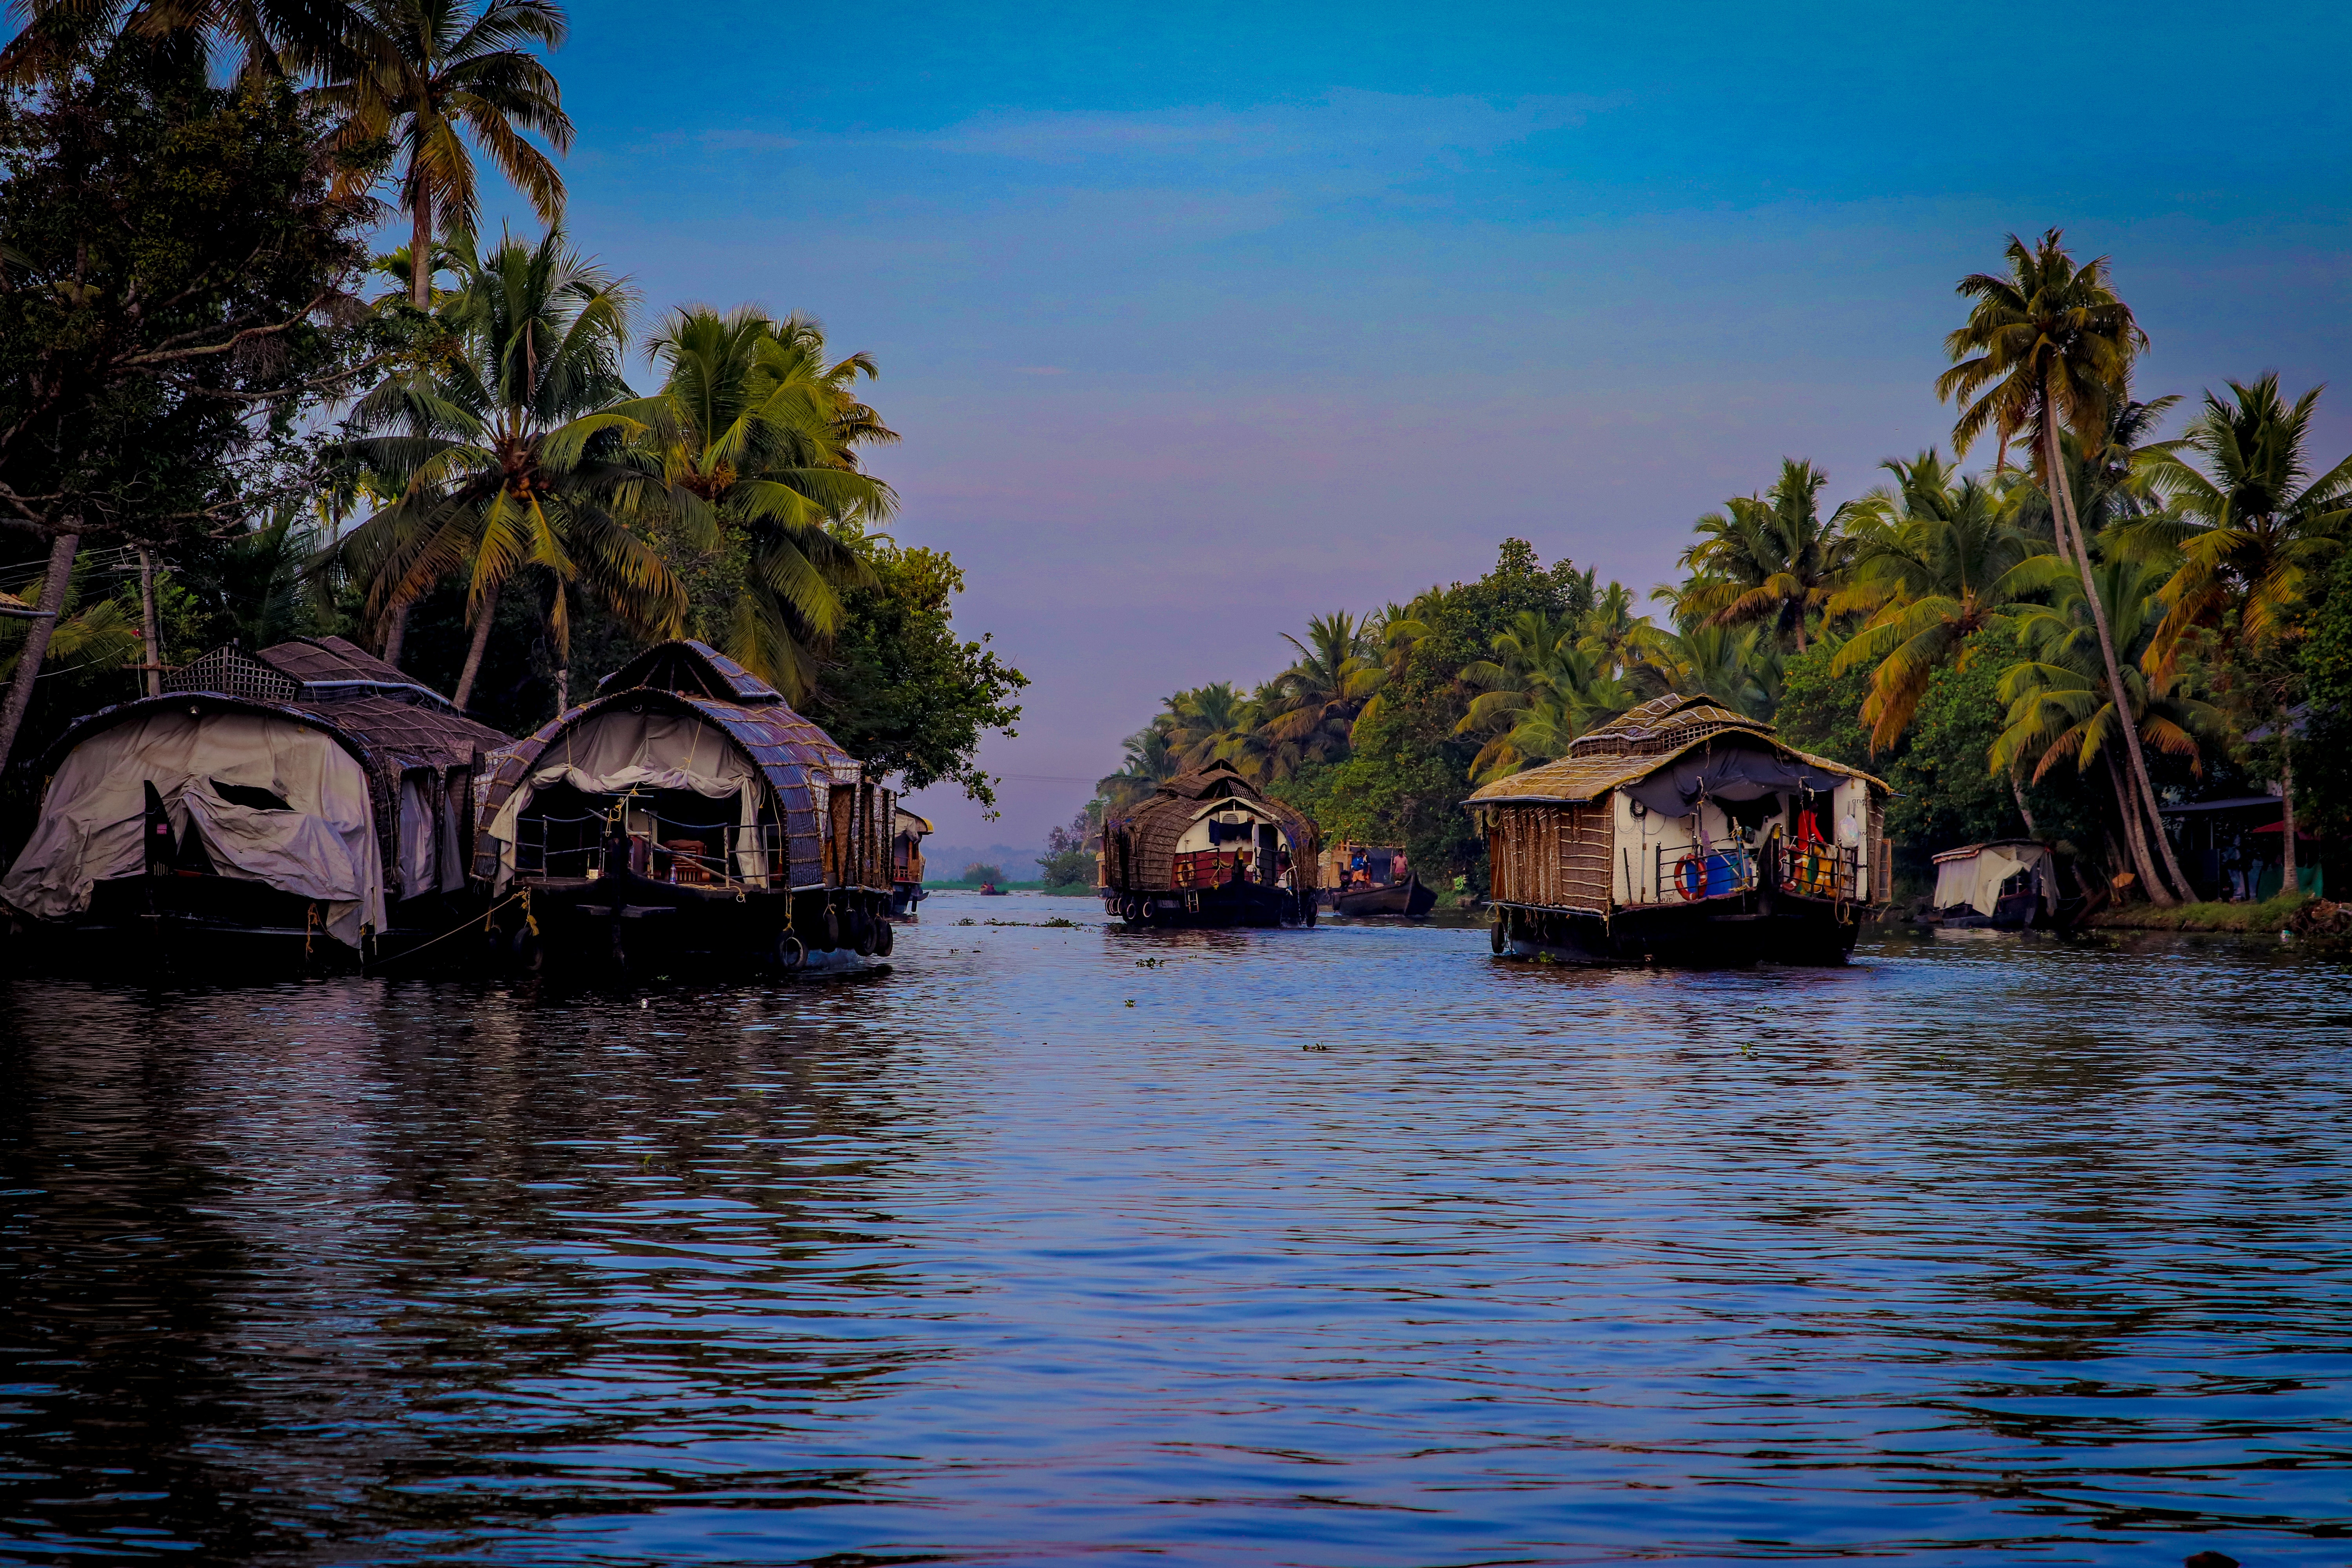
xmin=1490 ymin=804 xmax=1613 ymax=913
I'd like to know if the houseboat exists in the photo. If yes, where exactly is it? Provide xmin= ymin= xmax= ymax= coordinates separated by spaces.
xmin=891 ymin=806 xmax=933 ymax=918
xmin=1099 ymin=760 xmax=1319 ymax=928
xmin=1 ymin=637 xmax=512 ymax=969
xmin=1319 ymin=840 xmax=1437 ymax=917
xmin=1921 ymin=839 xmax=2075 ymax=929
xmin=471 ymin=640 xmax=896 ymax=974
xmin=1465 ymin=693 xmax=1890 ymax=965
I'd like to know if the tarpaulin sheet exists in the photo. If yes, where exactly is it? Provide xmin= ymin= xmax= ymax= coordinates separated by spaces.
xmin=484 ymin=708 xmax=764 ymax=888
xmin=0 ymin=710 xmax=385 ymax=946
xmin=1931 ymin=844 xmax=2054 ymax=917
xmin=1621 ymin=744 xmax=1848 ymax=818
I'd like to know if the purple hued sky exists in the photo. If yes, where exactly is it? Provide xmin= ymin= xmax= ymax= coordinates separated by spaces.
xmin=505 ymin=0 xmax=2352 ymax=848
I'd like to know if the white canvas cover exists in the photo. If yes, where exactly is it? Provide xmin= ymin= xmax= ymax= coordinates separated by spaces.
xmin=0 ymin=710 xmax=387 ymax=946
xmin=483 ymin=708 xmax=766 ymax=888
xmin=1931 ymin=843 xmax=2054 ymax=917
xmin=396 ymin=772 xmax=469 ymax=898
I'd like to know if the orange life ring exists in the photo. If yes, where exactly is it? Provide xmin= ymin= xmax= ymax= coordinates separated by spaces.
xmin=1674 ymin=852 xmax=1706 ymax=900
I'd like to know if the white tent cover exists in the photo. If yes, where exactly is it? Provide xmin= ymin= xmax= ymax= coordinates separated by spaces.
xmin=0 ymin=710 xmax=386 ymax=946
xmin=1931 ymin=843 xmax=2054 ymax=917
xmin=483 ymin=708 xmax=767 ymax=889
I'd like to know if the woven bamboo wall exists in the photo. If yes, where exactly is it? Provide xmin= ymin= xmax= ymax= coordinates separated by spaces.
xmin=1487 ymin=803 xmax=1614 ymax=913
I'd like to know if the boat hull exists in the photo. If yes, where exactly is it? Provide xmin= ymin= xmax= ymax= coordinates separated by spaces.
xmin=499 ymin=868 xmax=896 ymax=976
xmin=1491 ymin=894 xmax=1864 ymax=967
xmin=1328 ymin=874 xmax=1437 ymax=918
xmin=1105 ymin=882 xmax=1314 ymax=929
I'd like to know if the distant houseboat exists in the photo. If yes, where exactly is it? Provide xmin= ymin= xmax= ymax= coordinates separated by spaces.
xmin=1319 ymin=840 xmax=1437 ymax=917
xmin=1921 ymin=840 xmax=2074 ymax=929
xmin=891 ymin=806 xmax=933 ymax=918
xmin=1099 ymin=760 xmax=1319 ymax=928
xmin=472 ymin=640 xmax=897 ymax=974
xmin=1465 ymin=694 xmax=1891 ymax=965
xmin=1 ymin=637 xmax=512 ymax=969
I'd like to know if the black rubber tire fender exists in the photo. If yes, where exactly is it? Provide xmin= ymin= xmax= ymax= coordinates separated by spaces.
xmin=1490 ymin=913 xmax=1506 ymax=954
xmin=775 ymin=931 xmax=806 ymax=972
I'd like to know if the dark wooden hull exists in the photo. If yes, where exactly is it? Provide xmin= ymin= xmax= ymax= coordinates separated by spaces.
xmin=4 ymin=874 xmax=501 ymax=977
xmin=1105 ymin=882 xmax=1315 ymax=929
xmin=1492 ymin=892 xmax=1865 ymax=967
xmin=1328 ymin=875 xmax=1437 ymax=918
xmin=499 ymin=867 xmax=895 ymax=976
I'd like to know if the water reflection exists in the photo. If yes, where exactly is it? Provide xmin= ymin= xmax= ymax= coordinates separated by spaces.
xmin=3 ymin=898 xmax=2350 ymax=1564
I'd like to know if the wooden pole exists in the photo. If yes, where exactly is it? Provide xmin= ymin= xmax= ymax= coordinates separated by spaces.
xmin=137 ymin=547 xmax=162 ymax=697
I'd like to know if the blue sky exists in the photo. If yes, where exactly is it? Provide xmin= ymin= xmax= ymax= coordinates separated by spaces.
xmin=515 ymin=0 xmax=2352 ymax=847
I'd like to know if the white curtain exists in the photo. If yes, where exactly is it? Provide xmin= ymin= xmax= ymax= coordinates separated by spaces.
xmin=483 ymin=708 xmax=764 ymax=888
xmin=0 ymin=710 xmax=386 ymax=946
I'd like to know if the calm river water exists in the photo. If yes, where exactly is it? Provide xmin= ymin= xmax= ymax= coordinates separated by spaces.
xmin=4 ymin=892 xmax=2351 ymax=1566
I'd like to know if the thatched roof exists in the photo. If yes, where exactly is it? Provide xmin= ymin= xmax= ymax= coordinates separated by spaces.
xmin=1103 ymin=760 xmax=1320 ymax=893
xmin=1465 ymin=692 xmax=1884 ymax=807
xmin=256 ymin=637 xmax=512 ymax=774
xmin=473 ymin=640 xmax=875 ymax=890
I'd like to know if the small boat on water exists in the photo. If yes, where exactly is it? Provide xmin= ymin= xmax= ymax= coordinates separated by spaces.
xmin=472 ymin=640 xmax=898 ymax=975
xmin=978 ymin=883 xmax=1008 ymax=896
xmin=891 ymin=806 xmax=932 ymax=919
xmin=1916 ymin=839 xmax=2080 ymax=930
xmin=1466 ymin=693 xmax=1891 ymax=965
xmin=1319 ymin=840 xmax=1437 ymax=918
xmin=1 ymin=637 xmax=512 ymax=971
xmin=1099 ymin=760 xmax=1319 ymax=928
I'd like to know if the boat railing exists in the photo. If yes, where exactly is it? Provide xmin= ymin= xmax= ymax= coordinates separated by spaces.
xmin=1777 ymin=839 xmax=1862 ymax=902
xmin=517 ymin=816 xmax=786 ymax=891
xmin=1648 ymin=837 xmax=1759 ymax=905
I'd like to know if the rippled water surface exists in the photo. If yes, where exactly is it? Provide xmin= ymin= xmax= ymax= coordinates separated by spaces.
xmin=5 ymin=893 xmax=2352 ymax=1566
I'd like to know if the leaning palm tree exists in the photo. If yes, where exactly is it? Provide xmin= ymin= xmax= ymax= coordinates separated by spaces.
xmin=332 ymin=227 xmax=680 ymax=710
xmin=1937 ymin=228 xmax=2190 ymax=902
xmin=1676 ymin=459 xmax=1858 ymax=653
xmin=1163 ymin=681 xmax=1260 ymax=774
xmin=320 ymin=0 xmax=571 ymax=309
xmin=1831 ymin=450 xmax=2042 ymax=751
xmin=1097 ymin=723 xmax=1178 ymax=816
xmin=1638 ymin=615 xmax=1782 ymax=720
xmin=1991 ymin=558 xmax=2220 ymax=898
xmin=629 ymin=305 xmax=895 ymax=701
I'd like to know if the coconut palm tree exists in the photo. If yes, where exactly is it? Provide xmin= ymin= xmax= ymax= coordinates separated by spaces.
xmin=1254 ymin=610 xmax=1381 ymax=776
xmin=1831 ymin=450 xmax=2042 ymax=751
xmin=320 ymin=0 xmax=571 ymax=310
xmin=1163 ymin=682 xmax=1259 ymax=773
xmin=1097 ymin=722 xmax=1178 ymax=816
xmin=332 ymin=227 xmax=679 ymax=710
xmin=1576 ymin=579 xmax=1663 ymax=675
xmin=1637 ymin=616 xmax=1781 ymax=720
xmin=2141 ymin=374 xmax=2352 ymax=666
xmin=1676 ymin=459 xmax=1858 ymax=654
xmin=1937 ymin=228 xmax=2189 ymax=902
xmin=2 ymin=0 xmax=361 ymax=83
xmin=1456 ymin=610 xmax=1638 ymax=779
xmin=1991 ymin=558 xmax=2220 ymax=897
xmin=629 ymin=305 xmax=895 ymax=702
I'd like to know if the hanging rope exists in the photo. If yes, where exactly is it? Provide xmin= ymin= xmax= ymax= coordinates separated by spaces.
xmin=361 ymin=889 xmax=530 ymax=974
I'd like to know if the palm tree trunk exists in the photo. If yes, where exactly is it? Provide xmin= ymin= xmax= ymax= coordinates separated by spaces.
xmin=410 ymin=182 xmax=433 ymax=311
xmin=2040 ymin=407 xmax=2187 ymax=903
xmin=136 ymin=547 xmax=162 ymax=697
xmin=2009 ymin=762 xmax=2039 ymax=838
xmin=381 ymin=598 xmax=409 ymax=668
xmin=453 ymin=579 xmax=499 ymax=712
xmin=2279 ymin=738 xmax=2299 ymax=897
xmin=0 ymin=530 xmax=79 ymax=773
xmin=2103 ymin=751 xmax=2167 ymax=901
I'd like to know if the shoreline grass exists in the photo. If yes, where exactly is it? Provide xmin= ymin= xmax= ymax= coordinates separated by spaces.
xmin=2084 ymin=891 xmax=2313 ymax=933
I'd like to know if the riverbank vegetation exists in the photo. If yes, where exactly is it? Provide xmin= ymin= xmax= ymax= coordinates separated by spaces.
xmin=1099 ymin=234 xmax=2349 ymax=907
xmin=0 ymin=0 xmax=1022 ymax=839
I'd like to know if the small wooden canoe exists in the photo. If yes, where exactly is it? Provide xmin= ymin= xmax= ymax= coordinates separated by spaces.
xmin=1329 ymin=873 xmax=1436 ymax=918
